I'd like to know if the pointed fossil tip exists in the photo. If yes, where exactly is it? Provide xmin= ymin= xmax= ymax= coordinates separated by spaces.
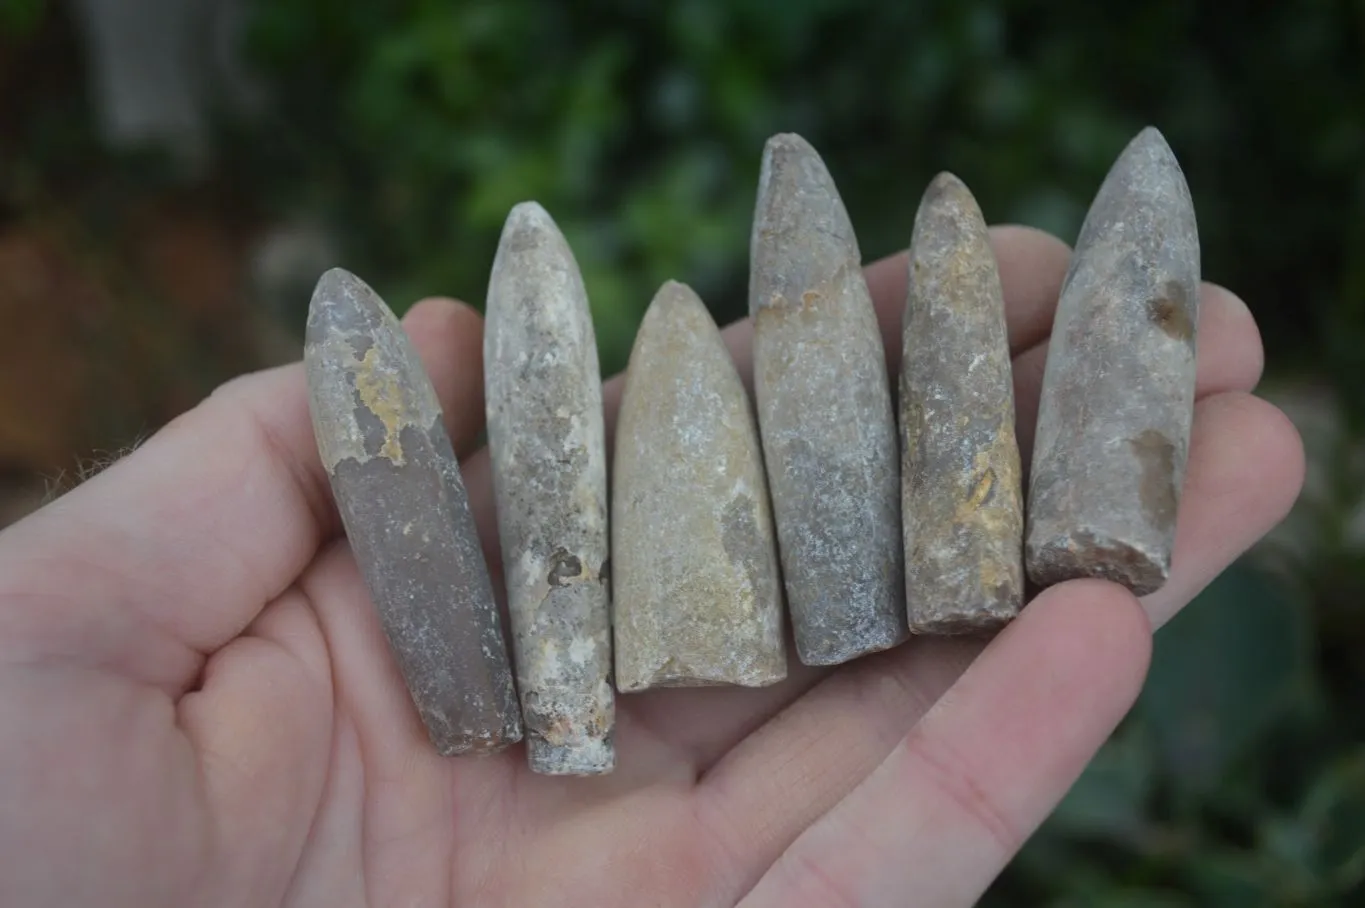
xmin=758 ymin=132 xmax=830 ymax=191
xmin=912 ymin=171 xmax=986 ymax=243
xmin=1117 ymin=125 xmax=1180 ymax=170
xmin=629 ymin=280 xmax=711 ymax=365
xmin=922 ymin=170 xmax=971 ymax=204
xmin=1134 ymin=124 xmax=1169 ymax=148
xmin=762 ymin=131 xmax=816 ymax=160
xmin=750 ymin=131 xmax=858 ymax=315
xmin=1068 ymin=120 xmax=1198 ymax=271
xmin=757 ymin=133 xmax=823 ymax=194
xmin=655 ymin=278 xmax=698 ymax=306
xmin=1086 ymin=124 xmax=1193 ymax=224
xmin=494 ymin=200 xmax=571 ymax=270
xmin=505 ymin=199 xmax=555 ymax=231
xmin=306 ymin=267 xmax=391 ymax=343
xmin=313 ymin=265 xmax=360 ymax=297
xmin=488 ymin=201 xmax=571 ymax=316
xmin=643 ymin=279 xmax=709 ymax=331
xmin=307 ymin=266 xmax=361 ymax=331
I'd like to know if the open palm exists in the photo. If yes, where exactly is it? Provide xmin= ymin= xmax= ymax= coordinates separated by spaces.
xmin=0 ymin=226 xmax=1302 ymax=907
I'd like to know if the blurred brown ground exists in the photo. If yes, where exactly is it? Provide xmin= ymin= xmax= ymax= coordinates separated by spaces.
xmin=0 ymin=203 xmax=299 ymax=526
xmin=0 ymin=9 xmax=297 ymax=527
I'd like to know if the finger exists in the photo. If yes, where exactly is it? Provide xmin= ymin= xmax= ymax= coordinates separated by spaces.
xmin=0 ymin=297 xmax=487 ymax=691
xmin=1197 ymin=283 xmax=1266 ymax=390
xmin=1142 ymin=391 xmax=1303 ymax=628
xmin=694 ymin=386 xmax=1301 ymax=884
xmin=1012 ymin=282 xmax=1265 ymax=459
xmin=403 ymin=298 xmax=489 ymax=457
xmin=734 ymin=581 xmax=1151 ymax=907
xmin=600 ymin=225 xmax=1074 ymax=443
xmin=697 ymin=635 xmax=987 ymax=901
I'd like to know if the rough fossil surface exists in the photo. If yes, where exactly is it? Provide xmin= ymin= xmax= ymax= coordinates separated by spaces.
xmin=902 ymin=172 xmax=1024 ymax=634
xmin=612 ymin=280 xmax=787 ymax=691
xmin=484 ymin=202 xmax=615 ymax=775
xmin=1026 ymin=126 xmax=1201 ymax=596
xmin=304 ymin=267 xmax=522 ymax=756
xmin=750 ymin=132 xmax=908 ymax=665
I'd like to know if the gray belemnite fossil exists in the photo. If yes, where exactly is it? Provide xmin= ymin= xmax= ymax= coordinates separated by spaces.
xmin=298 ymin=118 xmax=1201 ymax=774
xmin=612 ymin=280 xmax=787 ymax=691
xmin=902 ymin=172 xmax=1024 ymax=634
xmin=304 ymin=267 xmax=522 ymax=757
xmin=484 ymin=201 xmax=615 ymax=776
xmin=1026 ymin=126 xmax=1201 ymax=596
xmin=749 ymin=132 xmax=909 ymax=665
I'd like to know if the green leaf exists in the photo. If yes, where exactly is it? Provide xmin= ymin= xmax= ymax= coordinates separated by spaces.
xmin=1137 ymin=560 xmax=1309 ymax=796
xmin=1182 ymin=849 xmax=1278 ymax=907
xmin=1297 ymin=746 xmax=1365 ymax=894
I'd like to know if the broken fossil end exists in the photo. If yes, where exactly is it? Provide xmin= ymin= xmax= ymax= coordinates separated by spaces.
xmin=907 ymin=604 xmax=1015 ymax=638
xmin=526 ymin=723 xmax=616 ymax=776
xmin=1025 ymin=528 xmax=1172 ymax=598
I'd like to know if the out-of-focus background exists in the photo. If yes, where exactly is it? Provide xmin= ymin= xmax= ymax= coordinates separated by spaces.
xmin=2 ymin=0 xmax=1362 ymax=901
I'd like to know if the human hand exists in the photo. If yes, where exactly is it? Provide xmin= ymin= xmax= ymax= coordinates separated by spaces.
xmin=0 ymin=225 xmax=1302 ymax=907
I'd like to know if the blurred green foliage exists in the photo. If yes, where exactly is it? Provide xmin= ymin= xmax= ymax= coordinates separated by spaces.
xmin=233 ymin=0 xmax=1364 ymax=380
xmin=0 ymin=0 xmax=46 ymax=36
